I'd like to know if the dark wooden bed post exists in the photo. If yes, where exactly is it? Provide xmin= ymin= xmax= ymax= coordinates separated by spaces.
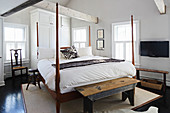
xmin=131 ymin=15 xmax=137 ymax=80
xmin=36 ymin=22 xmax=39 ymax=59
xmin=36 ymin=22 xmax=39 ymax=48
xmin=89 ymin=26 xmax=91 ymax=46
xmin=131 ymin=15 xmax=135 ymax=66
xmin=56 ymin=3 xmax=61 ymax=113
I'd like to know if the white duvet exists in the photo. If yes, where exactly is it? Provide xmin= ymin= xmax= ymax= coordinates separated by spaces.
xmin=38 ymin=56 xmax=136 ymax=94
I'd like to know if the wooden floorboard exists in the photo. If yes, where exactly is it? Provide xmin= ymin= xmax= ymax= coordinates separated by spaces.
xmin=0 ymin=76 xmax=170 ymax=113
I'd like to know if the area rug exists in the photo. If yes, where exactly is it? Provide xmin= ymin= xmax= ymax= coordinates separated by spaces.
xmin=22 ymin=83 xmax=161 ymax=113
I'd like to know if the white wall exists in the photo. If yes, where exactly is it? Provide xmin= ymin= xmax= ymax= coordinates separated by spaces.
xmin=67 ymin=0 xmax=170 ymax=85
xmin=4 ymin=7 xmax=35 ymax=25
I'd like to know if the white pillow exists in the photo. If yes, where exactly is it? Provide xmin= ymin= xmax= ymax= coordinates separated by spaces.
xmin=77 ymin=47 xmax=93 ymax=57
xmin=38 ymin=47 xmax=54 ymax=60
xmin=54 ymin=52 xmax=66 ymax=61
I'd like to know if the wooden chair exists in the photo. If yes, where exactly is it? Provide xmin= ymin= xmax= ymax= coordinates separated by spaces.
xmin=10 ymin=49 xmax=28 ymax=79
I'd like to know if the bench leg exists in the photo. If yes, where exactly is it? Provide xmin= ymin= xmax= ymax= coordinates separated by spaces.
xmin=122 ymin=92 xmax=128 ymax=101
xmin=84 ymin=97 xmax=93 ymax=113
xmin=122 ymin=89 xmax=134 ymax=106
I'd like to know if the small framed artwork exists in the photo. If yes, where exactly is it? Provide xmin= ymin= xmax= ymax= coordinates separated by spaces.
xmin=97 ymin=29 xmax=104 ymax=39
xmin=96 ymin=39 xmax=104 ymax=50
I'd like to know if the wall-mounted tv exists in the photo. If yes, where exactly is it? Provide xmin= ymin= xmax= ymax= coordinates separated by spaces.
xmin=140 ymin=41 xmax=169 ymax=58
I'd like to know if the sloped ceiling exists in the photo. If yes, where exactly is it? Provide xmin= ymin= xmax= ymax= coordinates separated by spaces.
xmin=0 ymin=0 xmax=28 ymax=15
xmin=44 ymin=0 xmax=71 ymax=6
xmin=0 ymin=0 xmax=70 ymax=16
xmin=164 ymin=0 xmax=170 ymax=7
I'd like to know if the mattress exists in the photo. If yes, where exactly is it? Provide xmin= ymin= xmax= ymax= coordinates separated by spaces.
xmin=38 ymin=56 xmax=136 ymax=94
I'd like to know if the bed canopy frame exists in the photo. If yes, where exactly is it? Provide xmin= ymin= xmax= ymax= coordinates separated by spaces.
xmin=36 ymin=3 xmax=135 ymax=113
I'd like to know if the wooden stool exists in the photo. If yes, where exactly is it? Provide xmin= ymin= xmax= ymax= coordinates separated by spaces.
xmin=26 ymin=69 xmax=41 ymax=90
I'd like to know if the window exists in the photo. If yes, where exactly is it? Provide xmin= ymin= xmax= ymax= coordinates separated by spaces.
xmin=72 ymin=27 xmax=87 ymax=48
xmin=112 ymin=21 xmax=139 ymax=64
xmin=4 ymin=23 xmax=29 ymax=62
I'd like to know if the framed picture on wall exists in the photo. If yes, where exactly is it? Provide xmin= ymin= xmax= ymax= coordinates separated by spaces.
xmin=97 ymin=29 xmax=104 ymax=39
xmin=96 ymin=39 xmax=104 ymax=50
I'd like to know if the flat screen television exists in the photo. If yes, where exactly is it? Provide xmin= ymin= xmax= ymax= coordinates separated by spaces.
xmin=140 ymin=41 xmax=169 ymax=57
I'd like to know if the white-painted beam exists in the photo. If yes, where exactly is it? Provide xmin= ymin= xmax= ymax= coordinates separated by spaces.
xmin=59 ymin=5 xmax=98 ymax=24
xmin=33 ymin=1 xmax=98 ymax=24
xmin=154 ymin=0 xmax=166 ymax=14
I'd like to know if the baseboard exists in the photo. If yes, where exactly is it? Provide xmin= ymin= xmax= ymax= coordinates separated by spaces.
xmin=0 ymin=81 xmax=5 ymax=86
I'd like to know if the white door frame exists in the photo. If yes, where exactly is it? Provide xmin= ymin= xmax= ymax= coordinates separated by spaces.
xmin=0 ymin=17 xmax=5 ymax=86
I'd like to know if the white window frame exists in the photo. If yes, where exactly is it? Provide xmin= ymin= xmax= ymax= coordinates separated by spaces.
xmin=3 ymin=23 xmax=29 ymax=63
xmin=112 ymin=21 xmax=140 ymax=65
xmin=72 ymin=27 xmax=88 ymax=48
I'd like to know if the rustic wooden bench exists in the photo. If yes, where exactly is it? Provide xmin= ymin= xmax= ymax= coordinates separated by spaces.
xmin=76 ymin=77 xmax=140 ymax=113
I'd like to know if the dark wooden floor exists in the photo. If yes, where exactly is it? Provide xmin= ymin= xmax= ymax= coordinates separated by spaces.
xmin=0 ymin=75 xmax=170 ymax=113
xmin=0 ymin=75 xmax=27 ymax=113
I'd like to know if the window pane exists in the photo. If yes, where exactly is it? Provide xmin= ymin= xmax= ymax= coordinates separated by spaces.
xmin=125 ymin=25 xmax=131 ymax=41
xmin=73 ymin=28 xmax=86 ymax=42
xmin=6 ymin=43 xmax=15 ymax=60
xmin=114 ymin=24 xmax=136 ymax=41
xmin=126 ymin=43 xmax=132 ymax=61
xmin=80 ymin=43 xmax=85 ymax=48
xmin=133 ymin=25 xmax=137 ymax=41
xmin=125 ymin=42 xmax=137 ymax=62
xmin=15 ymin=28 xmax=25 ymax=41
xmin=117 ymin=26 xmax=126 ymax=41
xmin=4 ymin=27 xmax=25 ymax=41
xmin=4 ymin=27 xmax=15 ymax=41
xmin=4 ymin=25 xmax=27 ymax=61
xmin=115 ymin=43 xmax=124 ymax=59
xmin=74 ymin=43 xmax=79 ymax=48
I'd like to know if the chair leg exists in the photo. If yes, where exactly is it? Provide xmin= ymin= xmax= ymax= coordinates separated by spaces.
xmin=26 ymin=76 xmax=31 ymax=90
xmin=21 ymin=70 xmax=23 ymax=81
xmin=37 ymin=77 xmax=41 ymax=89
xmin=26 ymin=68 xmax=28 ymax=81
xmin=21 ymin=70 xmax=22 ymax=76
xmin=56 ymin=101 xmax=60 ymax=113
xmin=12 ymin=70 xmax=15 ymax=80
xmin=26 ymin=68 xmax=28 ymax=76
xmin=26 ymin=81 xmax=31 ymax=90
xmin=34 ymin=75 xmax=36 ymax=86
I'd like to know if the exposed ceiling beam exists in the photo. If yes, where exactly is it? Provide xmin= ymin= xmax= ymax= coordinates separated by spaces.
xmin=33 ymin=1 xmax=98 ymax=24
xmin=59 ymin=5 xmax=98 ymax=24
xmin=1 ymin=0 xmax=42 ymax=17
xmin=154 ymin=0 xmax=166 ymax=14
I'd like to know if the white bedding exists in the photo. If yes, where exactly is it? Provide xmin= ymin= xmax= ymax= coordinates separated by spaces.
xmin=38 ymin=56 xmax=136 ymax=94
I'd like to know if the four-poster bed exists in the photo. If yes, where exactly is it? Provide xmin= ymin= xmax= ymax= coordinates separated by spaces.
xmin=35 ymin=3 xmax=136 ymax=113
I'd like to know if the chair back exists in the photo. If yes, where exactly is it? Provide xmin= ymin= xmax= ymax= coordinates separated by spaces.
xmin=10 ymin=49 xmax=22 ymax=68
